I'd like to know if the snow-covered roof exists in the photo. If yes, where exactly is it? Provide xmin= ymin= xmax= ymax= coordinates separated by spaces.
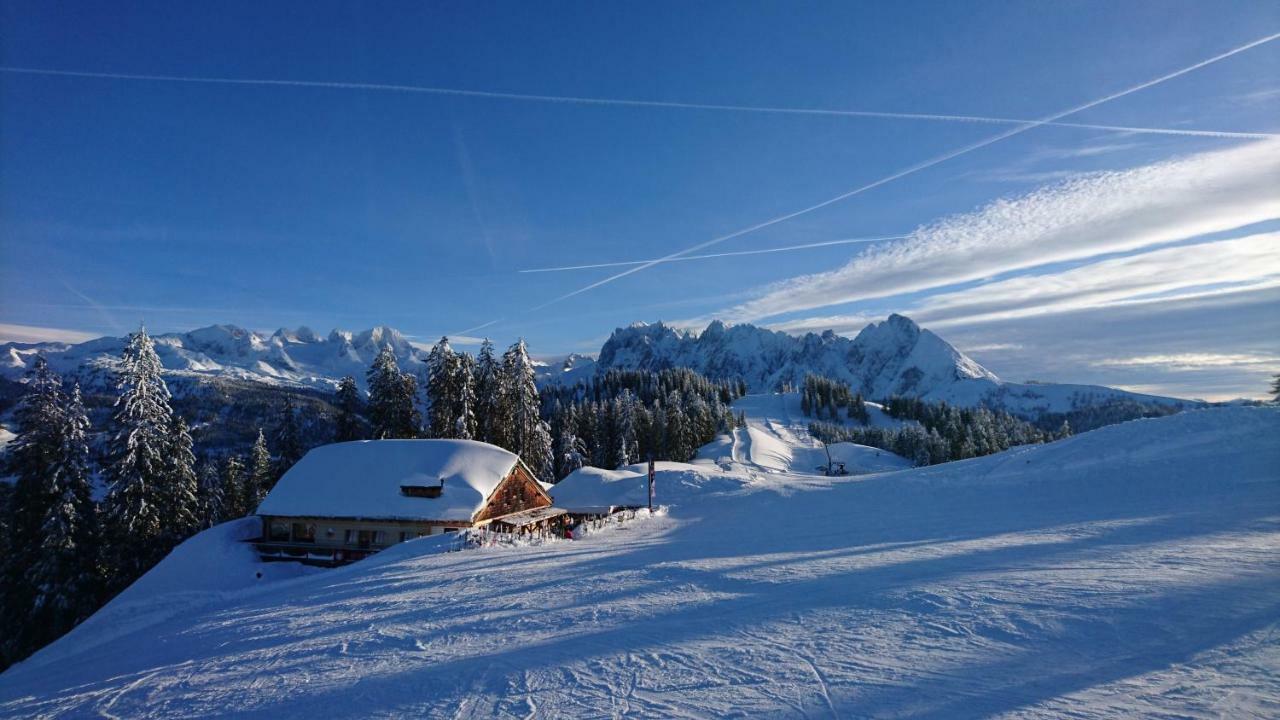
xmin=256 ymin=439 xmax=520 ymax=521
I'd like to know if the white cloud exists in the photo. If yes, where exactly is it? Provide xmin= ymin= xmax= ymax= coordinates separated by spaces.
xmin=699 ymin=138 xmax=1280 ymax=325
xmin=913 ymin=232 xmax=1280 ymax=327
xmin=0 ymin=323 xmax=103 ymax=344
xmin=1095 ymin=353 xmax=1280 ymax=370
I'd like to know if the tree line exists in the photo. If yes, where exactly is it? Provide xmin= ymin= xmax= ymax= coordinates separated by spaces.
xmin=541 ymin=368 xmax=745 ymax=480
xmin=809 ymin=393 xmax=1068 ymax=467
xmin=801 ymin=373 xmax=870 ymax=424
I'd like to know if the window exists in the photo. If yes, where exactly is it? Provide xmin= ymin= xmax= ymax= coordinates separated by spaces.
xmin=291 ymin=522 xmax=316 ymax=543
xmin=373 ymin=531 xmax=386 ymax=546
xmin=269 ymin=522 xmax=289 ymax=541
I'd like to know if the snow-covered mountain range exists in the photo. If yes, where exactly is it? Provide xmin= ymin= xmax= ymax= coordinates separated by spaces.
xmin=578 ymin=315 xmax=1195 ymax=415
xmin=2 ymin=324 xmax=425 ymax=392
xmin=1 ymin=314 xmax=1197 ymax=416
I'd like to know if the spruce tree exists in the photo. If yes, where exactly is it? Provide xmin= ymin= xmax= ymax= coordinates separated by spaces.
xmin=161 ymin=414 xmax=200 ymax=544
xmin=366 ymin=345 xmax=420 ymax=439
xmin=23 ymin=381 xmax=99 ymax=650
xmin=196 ymin=458 xmax=225 ymax=528
xmin=425 ymin=337 xmax=457 ymax=438
xmin=1272 ymin=373 xmax=1280 ymax=403
xmin=474 ymin=339 xmax=500 ymax=444
xmin=102 ymin=326 xmax=181 ymax=590
xmin=333 ymin=375 xmax=365 ymax=442
xmin=453 ymin=352 xmax=478 ymax=440
xmin=221 ymin=456 xmax=248 ymax=519
xmin=246 ymin=430 xmax=274 ymax=511
xmin=6 ymin=355 xmax=67 ymax=622
xmin=499 ymin=339 xmax=553 ymax=479
xmin=273 ymin=395 xmax=304 ymax=476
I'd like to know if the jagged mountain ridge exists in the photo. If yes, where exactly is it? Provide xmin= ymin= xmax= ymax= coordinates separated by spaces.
xmin=585 ymin=314 xmax=1193 ymax=416
xmin=2 ymin=324 xmax=426 ymax=392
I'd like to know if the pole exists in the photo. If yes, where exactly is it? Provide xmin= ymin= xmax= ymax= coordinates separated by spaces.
xmin=648 ymin=454 xmax=655 ymax=514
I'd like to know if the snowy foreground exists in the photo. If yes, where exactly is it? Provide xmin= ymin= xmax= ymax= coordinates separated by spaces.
xmin=1 ymin=405 xmax=1278 ymax=718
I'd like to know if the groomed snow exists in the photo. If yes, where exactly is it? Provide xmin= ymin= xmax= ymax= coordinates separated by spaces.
xmin=2 ymin=407 xmax=1277 ymax=718
xmin=256 ymin=439 xmax=521 ymax=521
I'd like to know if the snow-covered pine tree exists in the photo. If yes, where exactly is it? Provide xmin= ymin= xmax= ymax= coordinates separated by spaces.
xmin=196 ymin=458 xmax=225 ymax=528
xmin=453 ymin=352 xmax=478 ymax=440
xmin=663 ymin=391 xmax=691 ymax=461
xmin=5 ymin=355 xmax=67 ymax=616
xmin=161 ymin=414 xmax=200 ymax=544
xmin=102 ymin=326 xmax=182 ymax=589
xmin=246 ymin=429 xmax=274 ymax=511
xmin=273 ymin=395 xmax=304 ymax=476
xmin=24 ymin=381 xmax=98 ymax=646
xmin=366 ymin=345 xmax=420 ymax=439
xmin=499 ymin=339 xmax=552 ymax=479
xmin=333 ymin=375 xmax=365 ymax=442
xmin=425 ymin=337 xmax=457 ymax=438
xmin=613 ymin=390 xmax=639 ymax=468
xmin=221 ymin=456 xmax=247 ymax=519
xmin=474 ymin=339 xmax=500 ymax=444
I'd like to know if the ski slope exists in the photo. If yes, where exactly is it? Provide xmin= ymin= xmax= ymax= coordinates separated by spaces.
xmin=1 ymin=406 xmax=1277 ymax=718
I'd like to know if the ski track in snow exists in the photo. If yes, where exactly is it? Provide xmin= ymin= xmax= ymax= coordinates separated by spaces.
xmin=1 ymin=404 xmax=1278 ymax=718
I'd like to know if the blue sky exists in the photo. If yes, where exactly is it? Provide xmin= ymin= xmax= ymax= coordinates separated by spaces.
xmin=2 ymin=1 xmax=1278 ymax=399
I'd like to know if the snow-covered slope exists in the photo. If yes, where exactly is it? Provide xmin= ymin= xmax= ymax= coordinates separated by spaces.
xmin=0 ymin=324 xmax=426 ymax=391
xmin=3 ymin=406 xmax=1276 ymax=718
xmin=585 ymin=314 xmax=1196 ymax=415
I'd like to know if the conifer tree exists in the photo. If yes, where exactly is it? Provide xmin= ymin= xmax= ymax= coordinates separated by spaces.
xmin=1272 ymin=373 xmax=1280 ymax=403
xmin=246 ymin=430 xmax=274 ymax=511
xmin=474 ymin=339 xmax=500 ymax=444
xmin=221 ymin=456 xmax=247 ymax=519
xmin=453 ymin=352 xmax=478 ymax=440
xmin=6 ymin=355 xmax=68 ymax=617
xmin=161 ymin=414 xmax=200 ymax=543
xmin=425 ymin=337 xmax=457 ymax=438
xmin=333 ymin=375 xmax=365 ymax=442
xmin=499 ymin=339 xmax=553 ymax=479
xmin=23 ymin=381 xmax=98 ymax=648
xmin=102 ymin=326 xmax=182 ymax=589
xmin=196 ymin=458 xmax=225 ymax=528
xmin=273 ymin=395 xmax=304 ymax=475
xmin=366 ymin=345 xmax=420 ymax=439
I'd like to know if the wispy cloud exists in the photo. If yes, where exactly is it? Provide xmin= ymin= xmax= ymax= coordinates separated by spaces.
xmin=697 ymin=138 xmax=1280 ymax=325
xmin=0 ymin=323 xmax=103 ymax=344
xmin=1095 ymin=352 xmax=1280 ymax=370
xmin=913 ymin=232 xmax=1280 ymax=327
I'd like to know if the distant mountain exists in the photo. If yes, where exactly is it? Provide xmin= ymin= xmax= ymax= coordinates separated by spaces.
xmin=563 ymin=314 xmax=1197 ymax=417
xmin=2 ymin=315 xmax=1199 ymax=419
xmin=1 ymin=324 xmax=426 ymax=392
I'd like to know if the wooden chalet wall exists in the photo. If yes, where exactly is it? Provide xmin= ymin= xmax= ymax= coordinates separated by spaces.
xmin=473 ymin=464 xmax=551 ymax=523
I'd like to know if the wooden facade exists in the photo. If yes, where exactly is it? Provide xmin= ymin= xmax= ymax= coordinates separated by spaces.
xmin=256 ymin=457 xmax=555 ymax=566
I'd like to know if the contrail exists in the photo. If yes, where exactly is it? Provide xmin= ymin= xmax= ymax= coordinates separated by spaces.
xmin=519 ymin=235 xmax=908 ymax=273
xmin=525 ymin=30 xmax=1280 ymax=313
xmin=1 ymin=66 xmax=1274 ymax=140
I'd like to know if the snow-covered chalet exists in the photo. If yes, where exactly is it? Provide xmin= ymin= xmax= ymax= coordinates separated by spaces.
xmin=253 ymin=439 xmax=565 ymax=565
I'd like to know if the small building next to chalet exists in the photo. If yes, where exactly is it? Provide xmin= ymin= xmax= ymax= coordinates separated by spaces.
xmin=254 ymin=439 xmax=566 ymax=565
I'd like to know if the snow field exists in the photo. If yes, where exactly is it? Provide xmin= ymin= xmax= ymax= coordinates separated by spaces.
xmin=0 ymin=406 xmax=1276 ymax=718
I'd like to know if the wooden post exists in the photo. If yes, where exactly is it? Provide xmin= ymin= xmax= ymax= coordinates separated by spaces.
xmin=648 ymin=455 xmax=655 ymax=514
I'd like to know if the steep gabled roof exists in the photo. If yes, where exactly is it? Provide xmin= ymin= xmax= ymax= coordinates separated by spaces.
xmin=256 ymin=439 xmax=521 ymax=521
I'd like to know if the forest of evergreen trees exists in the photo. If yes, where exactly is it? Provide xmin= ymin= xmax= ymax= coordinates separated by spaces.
xmin=809 ymin=392 xmax=1067 ymax=467
xmin=541 ymin=368 xmax=745 ymax=480
xmin=0 ymin=329 xmax=558 ymax=670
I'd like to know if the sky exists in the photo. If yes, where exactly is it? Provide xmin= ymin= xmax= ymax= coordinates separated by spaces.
xmin=2 ymin=1 xmax=1278 ymax=400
